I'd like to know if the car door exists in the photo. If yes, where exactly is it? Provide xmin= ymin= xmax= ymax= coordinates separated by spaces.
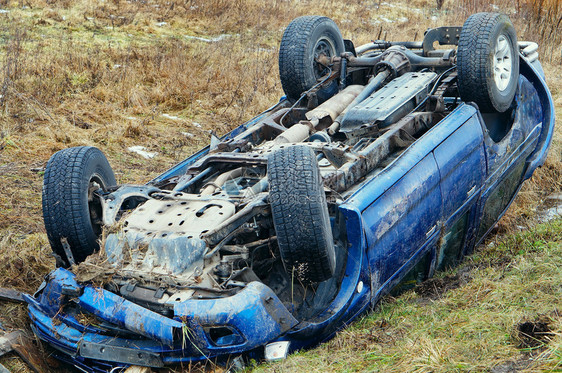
xmin=360 ymin=152 xmax=442 ymax=297
xmin=433 ymin=114 xmax=486 ymax=270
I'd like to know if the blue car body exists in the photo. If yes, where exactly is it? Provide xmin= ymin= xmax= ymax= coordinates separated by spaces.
xmin=26 ymin=34 xmax=554 ymax=372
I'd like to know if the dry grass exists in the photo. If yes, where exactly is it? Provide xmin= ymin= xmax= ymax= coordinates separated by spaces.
xmin=256 ymin=221 xmax=562 ymax=372
xmin=0 ymin=0 xmax=560 ymax=371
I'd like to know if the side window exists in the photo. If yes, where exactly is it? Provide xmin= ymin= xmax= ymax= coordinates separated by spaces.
xmin=436 ymin=211 xmax=469 ymax=271
xmin=477 ymin=161 xmax=526 ymax=238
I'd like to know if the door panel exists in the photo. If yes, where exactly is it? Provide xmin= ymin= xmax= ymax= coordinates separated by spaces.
xmin=362 ymin=154 xmax=442 ymax=286
xmin=433 ymin=115 xmax=486 ymax=270
xmin=433 ymin=116 xmax=486 ymax=222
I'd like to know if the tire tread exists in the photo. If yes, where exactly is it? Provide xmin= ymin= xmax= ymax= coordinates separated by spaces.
xmin=42 ymin=146 xmax=115 ymax=266
xmin=268 ymin=145 xmax=335 ymax=282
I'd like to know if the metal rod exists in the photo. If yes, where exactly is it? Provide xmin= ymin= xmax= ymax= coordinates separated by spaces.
xmin=331 ymin=70 xmax=391 ymax=132
xmin=173 ymin=167 xmax=213 ymax=192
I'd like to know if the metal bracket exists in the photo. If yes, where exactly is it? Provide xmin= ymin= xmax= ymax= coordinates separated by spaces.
xmin=422 ymin=26 xmax=462 ymax=55
xmin=79 ymin=341 xmax=164 ymax=367
xmin=60 ymin=238 xmax=75 ymax=267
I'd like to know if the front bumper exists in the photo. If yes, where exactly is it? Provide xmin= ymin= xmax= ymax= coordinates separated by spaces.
xmin=25 ymin=268 xmax=297 ymax=370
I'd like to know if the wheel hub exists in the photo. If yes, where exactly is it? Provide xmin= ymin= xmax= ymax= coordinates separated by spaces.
xmin=313 ymin=37 xmax=336 ymax=79
xmin=88 ymin=178 xmax=104 ymax=235
xmin=492 ymin=34 xmax=512 ymax=92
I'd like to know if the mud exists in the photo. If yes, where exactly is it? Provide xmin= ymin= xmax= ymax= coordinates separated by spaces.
xmin=490 ymin=353 xmax=536 ymax=373
xmin=415 ymin=265 xmax=473 ymax=300
xmin=515 ymin=319 xmax=555 ymax=348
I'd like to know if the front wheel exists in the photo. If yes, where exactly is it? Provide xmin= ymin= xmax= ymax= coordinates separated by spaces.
xmin=42 ymin=146 xmax=116 ymax=267
xmin=268 ymin=145 xmax=336 ymax=283
xmin=278 ymin=16 xmax=345 ymax=104
xmin=457 ymin=12 xmax=519 ymax=113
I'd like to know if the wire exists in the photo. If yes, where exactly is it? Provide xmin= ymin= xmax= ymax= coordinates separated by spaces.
xmin=280 ymin=66 xmax=333 ymax=127
xmin=411 ymin=65 xmax=457 ymax=113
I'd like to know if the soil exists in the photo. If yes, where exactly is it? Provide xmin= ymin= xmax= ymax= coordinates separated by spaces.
xmin=415 ymin=265 xmax=473 ymax=300
xmin=515 ymin=319 xmax=555 ymax=348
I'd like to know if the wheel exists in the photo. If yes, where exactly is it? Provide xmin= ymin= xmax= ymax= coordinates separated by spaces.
xmin=279 ymin=16 xmax=345 ymax=104
xmin=42 ymin=146 xmax=116 ymax=267
xmin=457 ymin=12 xmax=519 ymax=113
xmin=268 ymin=145 xmax=336 ymax=283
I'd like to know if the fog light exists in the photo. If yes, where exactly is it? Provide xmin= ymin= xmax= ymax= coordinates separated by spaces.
xmin=205 ymin=326 xmax=245 ymax=347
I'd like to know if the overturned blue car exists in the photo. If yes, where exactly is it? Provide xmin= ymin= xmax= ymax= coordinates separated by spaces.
xmin=25 ymin=12 xmax=554 ymax=372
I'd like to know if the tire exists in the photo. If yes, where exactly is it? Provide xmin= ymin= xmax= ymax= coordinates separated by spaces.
xmin=42 ymin=146 xmax=116 ymax=267
xmin=457 ymin=12 xmax=519 ymax=113
xmin=268 ymin=145 xmax=336 ymax=283
xmin=279 ymin=16 xmax=345 ymax=104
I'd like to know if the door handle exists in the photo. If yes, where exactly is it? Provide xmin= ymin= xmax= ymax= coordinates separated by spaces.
xmin=426 ymin=225 xmax=437 ymax=238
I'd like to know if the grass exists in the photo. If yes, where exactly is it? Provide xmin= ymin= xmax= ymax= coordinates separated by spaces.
xmin=256 ymin=220 xmax=562 ymax=372
xmin=0 ymin=0 xmax=560 ymax=371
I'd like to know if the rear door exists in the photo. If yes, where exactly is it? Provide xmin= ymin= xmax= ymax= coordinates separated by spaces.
xmin=361 ymin=153 xmax=442 ymax=293
xmin=433 ymin=114 xmax=486 ymax=270
xmin=475 ymin=76 xmax=543 ymax=242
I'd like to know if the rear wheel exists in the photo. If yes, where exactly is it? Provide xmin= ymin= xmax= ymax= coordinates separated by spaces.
xmin=42 ymin=146 xmax=116 ymax=267
xmin=457 ymin=12 xmax=519 ymax=113
xmin=268 ymin=145 xmax=336 ymax=283
xmin=279 ymin=16 xmax=345 ymax=104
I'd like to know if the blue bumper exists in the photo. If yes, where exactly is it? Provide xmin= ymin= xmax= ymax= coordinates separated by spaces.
xmin=25 ymin=268 xmax=298 ymax=369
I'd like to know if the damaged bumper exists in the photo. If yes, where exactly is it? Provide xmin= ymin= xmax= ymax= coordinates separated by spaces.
xmin=24 ymin=268 xmax=297 ymax=369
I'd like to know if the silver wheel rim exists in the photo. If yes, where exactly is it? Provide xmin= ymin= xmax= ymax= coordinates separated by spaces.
xmin=493 ymin=34 xmax=512 ymax=92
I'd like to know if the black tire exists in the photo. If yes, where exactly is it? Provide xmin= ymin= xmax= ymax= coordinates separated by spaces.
xmin=42 ymin=146 xmax=116 ymax=267
xmin=457 ymin=12 xmax=519 ymax=113
xmin=279 ymin=16 xmax=345 ymax=104
xmin=268 ymin=145 xmax=336 ymax=283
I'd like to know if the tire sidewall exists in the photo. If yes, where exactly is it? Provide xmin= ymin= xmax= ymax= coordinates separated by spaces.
xmin=486 ymin=16 xmax=519 ymax=112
